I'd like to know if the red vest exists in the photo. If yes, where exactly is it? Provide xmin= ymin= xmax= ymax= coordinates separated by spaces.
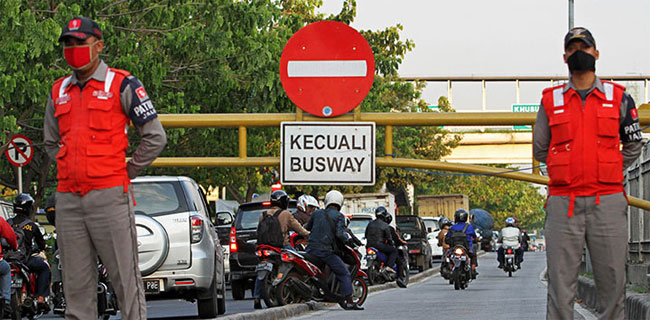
xmin=51 ymin=68 xmax=131 ymax=195
xmin=542 ymin=80 xmax=625 ymax=198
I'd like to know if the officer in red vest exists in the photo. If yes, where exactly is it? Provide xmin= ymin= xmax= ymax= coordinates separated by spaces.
xmin=533 ymin=27 xmax=643 ymax=320
xmin=43 ymin=17 xmax=167 ymax=320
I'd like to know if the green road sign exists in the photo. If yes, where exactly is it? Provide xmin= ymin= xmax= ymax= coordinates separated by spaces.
xmin=512 ymin=104 xmax=540 ymax=130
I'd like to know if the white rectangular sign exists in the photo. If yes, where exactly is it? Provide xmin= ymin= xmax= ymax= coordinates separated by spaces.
xmin=281 ymin=122 xmax=376 ymax=185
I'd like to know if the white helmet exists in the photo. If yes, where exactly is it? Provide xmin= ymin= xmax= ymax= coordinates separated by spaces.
xmin=297 ymin=195 xmax=319 ymax=211
xmin=324 ymin=190 xmax=344 ymax=209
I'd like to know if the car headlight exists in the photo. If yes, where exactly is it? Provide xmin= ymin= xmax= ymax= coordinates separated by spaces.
xmin=403 ymin=233 xmax=411 ymax=241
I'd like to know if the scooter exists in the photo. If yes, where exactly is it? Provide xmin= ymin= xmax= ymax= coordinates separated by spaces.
xmin=502 ymin=246 xmax=519 ymax=277
xmin=365 ymin=245 xmax=409 ymax=288
xmin=449 ymin=245 xmax=471 ymax=290
xmin=254 ymin=244 xmax=282 ymax=308
xmin=272 ymin=244 xmax=368 ymax=308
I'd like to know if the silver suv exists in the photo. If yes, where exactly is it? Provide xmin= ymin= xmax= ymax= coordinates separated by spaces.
xmin=132 ymin=176 xmax=227 ymax=318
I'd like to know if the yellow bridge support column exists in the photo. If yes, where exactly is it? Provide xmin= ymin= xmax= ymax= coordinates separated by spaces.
xmin=385 ymin=125 xmax=393 ymax=158
xmin=238 ymin=126 xmax=247 ymax=159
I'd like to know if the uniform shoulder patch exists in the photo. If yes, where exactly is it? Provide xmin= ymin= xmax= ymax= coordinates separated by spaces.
xmin=123 ymin=76 xmax=157 ymax=126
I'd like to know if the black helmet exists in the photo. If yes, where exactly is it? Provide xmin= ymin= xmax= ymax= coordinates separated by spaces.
xmin=13 ymin=193 xmax=34 ymax=216
xmin=438 ymin=217 xmax=452 ymax=229
xmin=454 ymin=208 xmax=468 ymax=223
xmin=45 ymin=194 xmax=56 ymax=226
xmin=270 ymin=190 xmax=290 ymax=210
xmin=375 ymin=206 xmax=391 ymax=223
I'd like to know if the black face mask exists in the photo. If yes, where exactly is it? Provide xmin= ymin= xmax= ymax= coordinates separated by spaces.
xmin=567 ymin=50 xmax=596 ymax=72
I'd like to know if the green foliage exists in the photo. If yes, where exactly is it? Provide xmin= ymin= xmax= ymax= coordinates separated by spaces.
xmin=418 ymin=165 xmax=546 ymax=230
xmin=0 ymin=0 xmax=458 ymax=206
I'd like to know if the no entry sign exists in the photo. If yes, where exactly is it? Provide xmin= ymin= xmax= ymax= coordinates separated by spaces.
xmin=5 ymin=135 xmax=33 ymax=167
xmin=280 ymin=21 xmax=375 ymax=117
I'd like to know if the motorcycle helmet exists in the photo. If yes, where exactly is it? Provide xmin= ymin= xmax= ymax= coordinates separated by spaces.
xmin=13 ymin=193 xmax=34 ymax=216
xmin=270 ymin=190 xmax=290 ymax=210
xmin=438 ymin=217 xmax=452 ymax=229
xmin=505 ymin=217 xmax=516 ymax=227
xmin=297 ymin=194 xmax=319 ymax=212
xmin=45 ymin=194 xmax=56 ymax=226
xmin=324 ymin=190 xmax=344 ymax=210
xmin=454 ymin=208 xmax=468 ymax=223
xmin=375 ymin=206 xmax=391 ymax=224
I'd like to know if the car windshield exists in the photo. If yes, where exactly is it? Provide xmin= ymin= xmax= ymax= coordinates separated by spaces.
xmin=236 ymin=205 xmax=298 ymax=230
xmin=397 ymin=217 xmax=422 ymax=232
xmin=349 ymin=218 xmax=372 ymax=239
xmin=132 ymin=181 xmax=189 ymax=216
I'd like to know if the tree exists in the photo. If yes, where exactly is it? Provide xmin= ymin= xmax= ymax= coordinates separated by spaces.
xmin=0 ymin=0 xmax=459 ymax=207
xmin=417 ymin=166 xmax=546 ymax=230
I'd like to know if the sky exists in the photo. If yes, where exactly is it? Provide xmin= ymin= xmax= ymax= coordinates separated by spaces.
xmin=317 ymin=0 xmax=650 ymax=111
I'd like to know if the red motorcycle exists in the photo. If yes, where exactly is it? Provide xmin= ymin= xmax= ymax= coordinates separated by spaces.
xmin=254 ymin=244 xmax=283 ymax=308
xmin=271 ymin=244 xmax=368 ymax=307
xmin=7 ymin=259 xmax=40 ymax=320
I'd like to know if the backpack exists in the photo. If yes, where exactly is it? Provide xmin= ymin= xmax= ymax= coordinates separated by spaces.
xmin=257 ymin=209 xmax=284 ymax=248
xmin=4 ymin=218 xmax=31 ymax=262
xmin=448 ymin=223 xmax=470 ymax=249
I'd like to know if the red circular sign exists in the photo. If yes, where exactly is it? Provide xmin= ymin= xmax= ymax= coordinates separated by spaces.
xmin=280 ymin=21 xmax=375 ymax=117
xmin=5 ymin=134 xmax=34 ymax=167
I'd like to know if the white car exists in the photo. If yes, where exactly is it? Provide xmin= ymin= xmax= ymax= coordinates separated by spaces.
xmin=346 ymin=213 xmax=375 ymax=270
xmin=421 ymin=217 xmax=443 ymax=259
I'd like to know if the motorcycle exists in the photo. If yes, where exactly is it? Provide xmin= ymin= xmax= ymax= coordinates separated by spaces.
xmin=254 ymin=244 xmax=282 ymax=308
xmin=448 ymin=245 xmax=471 ymax=290
xmin=502 ymin=246 xmax=518 ymax=277
xmin=50 ymin=249 xmax=119 ymax=319
xmin=365 ymin=245 xmax=409 ymax=288
xmin=7 ymin=258 xmax=40 ymax=320
xmin=272 ymin=244 xmax=368 ymax=308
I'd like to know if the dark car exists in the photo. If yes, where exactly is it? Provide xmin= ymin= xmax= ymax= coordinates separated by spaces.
xmin=396 ymin=215 xmax=433 ymax=272
xmin=228 ymin=200 xmax=297 ymax=300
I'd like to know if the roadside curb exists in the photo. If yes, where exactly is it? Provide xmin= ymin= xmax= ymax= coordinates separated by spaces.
xmin=223 ymin=251 xmax=488 ymax=320
xmin=577 ymin=276 xmax=650 ymax=320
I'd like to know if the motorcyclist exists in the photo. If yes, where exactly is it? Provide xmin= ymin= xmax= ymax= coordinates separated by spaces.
xmin=446 ymin=208 xmax=479 ymax=279
xmin=11 ymin=193 xmax=51 ymax=312
xmin=305 ymin=190 xmax=363 ymax=311
xmin=0 ymin=214 xmax=17 ymax=317
xmin=294 ymin=194 xmax=319 ymax=226
xmin=497 ymin=217 xmax=524 ymax=269
xmin=521 ymin=229 xmax=531 ymax=251
xmin=437 ymin=217 xmax=453 ymax=273
xmin=254 ymin=190 xmax=309 ymax=309
xmin=44 ymin=194 xmax=65 ymax=314
xmin=365 ymin=206 xmax=397 ymax=274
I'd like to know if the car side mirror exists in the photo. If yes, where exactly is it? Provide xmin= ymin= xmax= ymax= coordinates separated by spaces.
xmin=214 ymin=212 xmax=233 ymax=226
xmin=427 ymin=227 xmax=432 ymax=233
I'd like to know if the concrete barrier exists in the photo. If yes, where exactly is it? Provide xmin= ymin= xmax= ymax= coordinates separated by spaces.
xmin=577 ymin=276 xmax=650 ymax=320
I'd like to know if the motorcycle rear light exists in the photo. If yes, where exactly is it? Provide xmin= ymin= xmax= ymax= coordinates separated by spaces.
xmin=454 ymin=248 xmax=465 ymax=255
xmin=366 ymin=248 xmax=376 ymax=255
xmin=281 ymin=251 xmax=294 ymax=262
xmin=229 ymin=226 xmax=238 ymax=253
xmin=190 ymin=216 xmax=204 ymax=243
xmin=409 ymin=249 xmax=420 ymax=254
xmin=507 ymin=249 xmax=513 ymax=254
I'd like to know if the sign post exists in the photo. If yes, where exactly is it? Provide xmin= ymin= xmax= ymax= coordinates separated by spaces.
xmin=5 ymin=135 xmax=34 ymax=193
xmin=280 ymin=21 xmax=375 ymax=117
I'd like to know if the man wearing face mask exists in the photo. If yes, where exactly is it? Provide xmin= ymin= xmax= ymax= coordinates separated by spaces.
xmin=533 ymin=27 xmax=643 ymax=320
xmin=43 ymin=17 xmax=167 ymax=320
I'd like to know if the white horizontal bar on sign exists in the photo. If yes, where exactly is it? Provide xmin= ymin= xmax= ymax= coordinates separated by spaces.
xmin=287 ymin=60 xmax=367 ymax=77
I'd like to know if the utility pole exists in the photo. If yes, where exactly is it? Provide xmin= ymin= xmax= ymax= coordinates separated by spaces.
xmin=568 ymin=0 xmax=574 ymax=29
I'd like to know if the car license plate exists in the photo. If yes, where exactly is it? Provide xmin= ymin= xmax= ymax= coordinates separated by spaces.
xmin=256 ymin=262 xmax=273 ymax=272
xmin=144 ymin=279 xmax=163 ymax=293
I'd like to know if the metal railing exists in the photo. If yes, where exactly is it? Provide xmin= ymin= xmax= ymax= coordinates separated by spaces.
xmin=402 ymin=75 xmax=650 ymax=109
xmin=151 ymin=109 xmax=650 ymax=212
